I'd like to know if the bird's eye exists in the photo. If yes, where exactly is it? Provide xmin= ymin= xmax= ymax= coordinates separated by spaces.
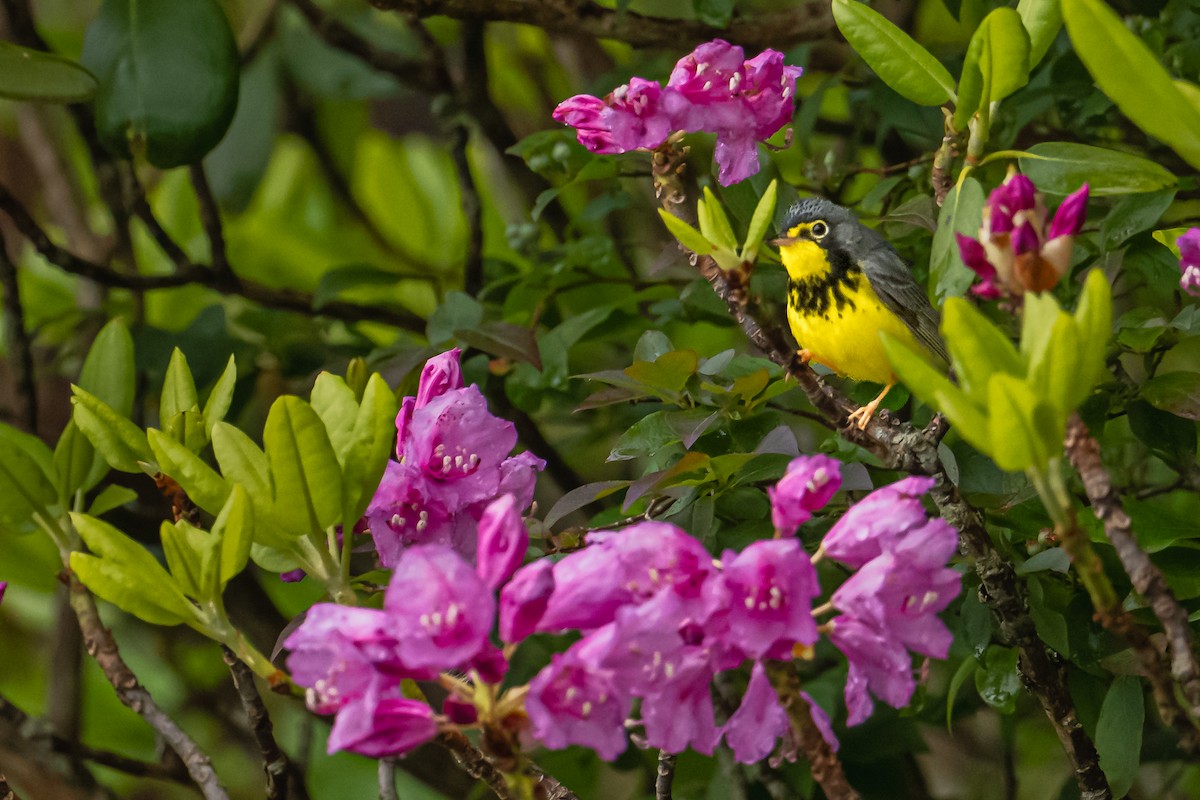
xmin=811 ymin=221 xmax=829 ymax=239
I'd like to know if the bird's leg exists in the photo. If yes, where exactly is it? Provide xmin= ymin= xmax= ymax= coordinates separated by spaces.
xmin=797 ymin=349 xmax=813 ymax=364
xmin=846 ymin=382 xmax=894 ymax=430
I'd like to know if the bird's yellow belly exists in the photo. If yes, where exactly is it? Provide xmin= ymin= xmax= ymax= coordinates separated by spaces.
xmin=787 ymin=287 xmax=923 ymax=385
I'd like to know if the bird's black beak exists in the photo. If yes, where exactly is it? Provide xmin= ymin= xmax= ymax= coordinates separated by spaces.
xmin=770 ymin=236 xmax=801 ymax=247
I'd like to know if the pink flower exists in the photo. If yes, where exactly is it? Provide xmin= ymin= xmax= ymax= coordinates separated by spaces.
xmin=1178 ymin=228 xmax=1200 ymax=297
xmin=800 ymin=690 xmax=839 ymax=753
xmin=475 ymin=494 xmax=528 ymax=590
xmin=769 ymin=454 xmax=842 ymax=535
xmin=0 ymin=581 xmax=6 ymax=605
xmin=499 ymin=558 xmax=555 ymax=642
xmin=553 ymin=77 xmax=672 ymax=155
xmin=957 ymin=171 xmax=1089 ymax=298
xmin=327 ymin=686 xmax=438 ymax=758
xmin=827 ymin=616 xmax=915 ymax=725
xmin=723 ymin=661 xmax=789 ymax=763
xmin=819 ymin=476 xmax=935 ymax=568
xmin=384 ymin=545 xmax=495 ymax=671
xmin=526 ymin=650 xmax=631 ymax=760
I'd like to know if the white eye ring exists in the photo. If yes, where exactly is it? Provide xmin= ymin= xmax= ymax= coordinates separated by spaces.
xmin=811 ymin=221 xmax=829 ymax=239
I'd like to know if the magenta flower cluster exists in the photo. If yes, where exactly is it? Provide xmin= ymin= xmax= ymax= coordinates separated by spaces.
xmin=956 ymin=171 xmax=1089 ymax=299
xmin=1177 ymin=228 xmax=1200 ymax=297
xmin=508 ymin=454 xmax=961 ymax=759
xmin=285 ymin=497 xmax=529 ymax=756
xmin=365 ymin=348 xmax=545 ymax=567
xmin=552 ymin=39 xmax=803 ymax=186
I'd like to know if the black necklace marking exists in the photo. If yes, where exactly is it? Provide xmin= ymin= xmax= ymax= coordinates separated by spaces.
xmin=787 ymin=246 xmax=862 ymax=319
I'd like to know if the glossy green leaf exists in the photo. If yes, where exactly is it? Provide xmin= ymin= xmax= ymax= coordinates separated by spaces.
xmin=69 ymin=512 xmax=191 ymax=624
xmin=1019 ymin=142 xmax=1176 ymax=196
xmin=0 ymin=434 xmax=59 ymax=527
xmin=82 ymin=0 xmax=239 ymax=168
xmin=340 ymin=374 xmax=398 ymax=524
xmin=148 ymin=428 xmax=230 ymax=513
xmin=86 ymin=484 xmax=138 ymax=517
xmin=974 ymin=645 xmax=1021 ymax=714
xmin=0 ymin=41 xmax=97 ymax=103
xmin=211 ymin=422 xmax=270 ymax=499
xmin=310 ymin=372 xmax=358 ymax=457
xmin=1017 ymin=0 xmax=1063 ymax=68
xmin=79 ymin=319 xmax=135 ymax=417
xmin=1062 ymin=0 xmax=1200 ymax=171
xmin=1095 ymin=675 xmax=1144 ymax=797
xmin=954 ymin=8 xmax=1031 ymax=130
xmin=161 ymin=519 xmax=218 ymax=602
xmin=693 ymin=0 xmax=734 ymax=27
xmin=263 ymin=396 xmax=344 ymax=536
xmin=54 ymin=421 xmax=102 ymax=502
xmin=832 ymin=0 xmax=956 ymax=106
xmin=930 ymin=177 xmax=985 ymax=301
xmin=987 ymin=373 xmax=1060 ymax=473
xmin=741 ymin=179 xmax=777 ymax=265
xmin=698 ymin=187 xmax=738 ymax=252
xmin=658 ymin=210 xmax=715 ymax=256
xmin=1143 ymin=372 xmax=1200 ymax=420
xmin=624 ymin=350 xmax=700 ymax=399
xmin=1019 ymin=291 xmax=1062 ymax=373
xmin=1027 ymin=313 xmax=1081 ymax=415
xmin=941 ymin=297 xmax=1024 ymax=396
xmin=0 ymin=424 xmax=56 ymax=497
xmin=70 ymin=386 xmax=153 ymax=474
xmin=946 ymin=658 xmax=977 ymax=731
xmin=1071 ymin=270 xmax=1114 ymax=400
xmin=213 ymin=484 xmax=253 ymax=586
xmin=201 ymin=355 xmax=237 ymax=437
xmin=160 ymin=349 xmax=200 ymax=444
xmin=1128 ymin=400 xmax=1196 ymax=468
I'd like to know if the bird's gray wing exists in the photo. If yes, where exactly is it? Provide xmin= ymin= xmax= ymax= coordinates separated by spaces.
xmin=857 ymin=246 xmax=950 ymax=364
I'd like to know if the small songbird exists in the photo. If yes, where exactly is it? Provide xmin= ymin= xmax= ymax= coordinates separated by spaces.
xmin=772 ymin=198 xmax=949 ymax=429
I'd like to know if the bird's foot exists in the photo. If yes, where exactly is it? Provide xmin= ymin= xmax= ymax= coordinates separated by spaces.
xmin=797 ymin=349 xmax=813 ymax=365
xmin=846 ymin=402 xmax=880 ymax=431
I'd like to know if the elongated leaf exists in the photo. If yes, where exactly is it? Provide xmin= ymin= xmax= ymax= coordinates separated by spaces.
xmin=544 ymin=480 xmax=628 ymax=529
xmin=974 ymin=645 xmax=1021 ymax=713
xmin=340 ymin=374 xmax=398 ymax=524
xmin=0 ymin=41 xmax=97 ymax=102
xmin=987 ymin=373 xmax=1060 ymax=473
xmin=658 ymin=209 xmax=715 ymax=255
xmin=87 ymin=484 xmax=138 ymax=517
xmin=0 ymin=434 xmax=58 ymax=526
xmin=161 ymin=519 xmax=218 ymax=602
xmin=54 ymin=421 xmax=102 ymax=501
xmin=1095 ymin=675 xmax=1144 ymax=797
xmin=211 ymin=422 xmax=270 ymax=498
xmin=160 ymin=349 xmax=200 ymax=444
xmin=148 ymin=428 xmax=230 ymax=513
xmin=70 ymin=386 xmax=152 ymax=473
xmin=1019 ymin=142 xmax=1176 ymax=196
xmin=954 ymin=9 xmax=1031 ymax=130
xmin=1143 ymin=372 xmax=1200 ymax=420
xmin=930 ymin=177 xmax=985 ymax=300
xmin=1017 ymin=0 xmax=1063 ymax=68
xmin=941 ymin=297 xmax=1024 ymax=396
xmin=263 ymin=396 xmax=344 ymax=536
xmin=1063 ymin=0 xmax=1200 ymax=172
xmin=1072 ymin=269 xmax=1113 ymax=398
xmin=832 ymin=0 xmax=956 ymax=106
xmin=0 ymin=424 xmax=56 ymax=496
xmin=202 ymin=355 xmax=237 ymax=436
xmin=741 ymin=179 xmax=778 ymax=264
xmin=311 ymin=372 xmax=360 ymax=458
xmin=214 ymin=485 xmax=253 ymax=586
xmin=1028 ymin=313 xmax=1082 ymax=416
xmin=79 ymin=318 xmax=135 ymax=417
xmin=698 ymin=187 xmax=738 ymax=251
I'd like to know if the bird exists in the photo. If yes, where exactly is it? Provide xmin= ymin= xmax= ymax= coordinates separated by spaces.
xmin=771 ymin=197 xmax=949 ymax=430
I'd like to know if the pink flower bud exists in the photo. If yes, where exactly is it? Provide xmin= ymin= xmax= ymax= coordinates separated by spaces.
xmin=476 ymin=494 xmax=528 ymax=591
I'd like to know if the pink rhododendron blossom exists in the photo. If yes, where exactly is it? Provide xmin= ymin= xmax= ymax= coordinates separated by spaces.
xmin=819 ymin=476 xmax=935 ymax=568
xmin=956 ymin=170 xmax=1089 ymax=299
xmin=827 ymin=616 xmax=915 ymax=725
xmin=552 ymin=39 xmax=802 ymax=185
xmin=1178 ymin=228 xmax=1200 ymax=297
xmin=800 ymin=690 xmax=839 ymax=752
xmin=499 ymin=558 xmax=555 ymax=642
xmin=711 ymin=539 xmax=820 ymax=660
xmin=526 ymin=650 xmax=631 ymax=760
xmin=723 ymin=661 xmax=789 ymax=763
xmin=327 ymin=687 xmax=438 ymax=758
xmin=769 ymin=453 xmax=842 ymax=535
xmin=0 ymin=581 xmax=7 ymax=604
xmin=475 ymin=494 xmax=528 ymax=590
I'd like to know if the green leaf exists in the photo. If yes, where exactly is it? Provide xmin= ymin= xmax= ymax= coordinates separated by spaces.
xmin=79 ymin=318 xmax=135 ymax=417
xmin=54 ymin=421 xmax=102 ymax=501
xmin=881 ymin=332 xmax=991 ymax=455
xmin=1019 ymin=142 xmax=1177 ymax=196
xmin=987 ymin=372 xmax=1061 ymax=473
xmin=623 ymin=350 xmax=700 ymax=399
xmin=1095 ymin=675 xmax=1144 ymax=797
xmin=1017 ymin=0 xmax=1063 ymax=68
xmin=82 ymin=0 xmax=239 ymax=168
xmin=974 ymin=645 xmax=1021 ymax=714
xmin=946 ymin=658 xmax=977 ymax=731
xmin=1072 ymin=270 xmax=1113 ymax=402
xmin=314 ymin=265 xmax=408 ymax=309
xmin=741 ymin=179 xmax=778 ymax=264
xmin=202 ymin=355 xmax=237 ymax=437
xmin=69 ymin=386 xmax=153 ymax=474
xmin=1099 ymin=189 xmax=1175 ymax=251
xmin=0 ymin=41 xmax=97 ymax=103
xmin=69 ymin=512 xmax=191 ymax=625
xmin=160 ymin=519 xmax=218 ymax=602
xmin=0 ymin=433 xmax=59 ymax=527
xmin=160 ymin=349 xmax=200 ymax=445
xmin=608 ymin=408 xmax=717 ymax=462
xmin=832 ymin=0 xmax=956 ymax=106
xmin=148 ymin=428 xmax=230 ymax=513
xmin=954 ymin=8 xmax=1031 ymax=130
xmin=310 ymin=372 xmax=359 ymax=457
xmin=1026 ymin=312 xmax=1082 ymax=416
xmin=340 ymin=374 xmax=398 ymax=524
xmin=693 ymin=0 xmax=734 ymax=27
xmin=1128 ymin=400 xmax=1196 ymax=468
xmin=1143 ymin=372 xmax=1200 ymax=420
xmin=87 ymin=484 xmax=138 ymax=517
xmin=211 ymin=421 xmax=270 ymax=499
xmin=0 ymin=424 xmax=57 ymax=498
xmin=941 ymin=297 xmax=1024 ymax=396
xmin=1062 ymin=0 xmax=1200 ymax=172
xmin=214 ymin=484 xmax=253 ymax=586
xmin=698 ymin=187 xmax=738 ymax=252
xmin=263 ymin=396 xmax=344 ymax=536
xmin=930 ymin=177 xmax=985 ymax=301
xmin=658 ymin=210 xmax=715 ymax=256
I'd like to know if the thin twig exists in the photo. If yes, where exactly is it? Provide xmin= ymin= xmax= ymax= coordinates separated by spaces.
xmin=766 ymin=663 xmax=859 ymax=800
xmin=378 ymin=759 xmax=398 ymax=800
xmin=435 ymin=731 xmax=511 ymax=799
xmin=221 ymin=647 xmax=291 ymax=800
xmin=454 ymin=22 xmax=486 ymax=298
xmin=0 ymin=240 xmax=37 ymax=432
xmin=189 ymin=165 xmax=230 ymax=279
xmin=0 ymin=183 xmax=426 ymax=332
xmin=67 ymin=574 xmax=230 ymax=800
xmin=655 ymin=751 xmax=676 ymax=800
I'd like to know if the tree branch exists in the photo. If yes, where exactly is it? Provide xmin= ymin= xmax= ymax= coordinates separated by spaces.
xmin=378 ymin=759 xmax=398 ymax=800
xmin=0 ymin=183 xmax=426 ymax=332
xmin=190 ymin=165 xmax=230 ymax=280
xmin=67 ymin=574 xmax=231 ymax=800
xmin=221 ymin=647 xmax=294 ymax=800
xmin=371 ymin=0 xmax=834 ymax=52
xmin=655 ymin=751 xmax=676 ymax=800
xmin=0 ymin=239 xmax=36 ymax=432
xmin=767 ymin=663 xmax=859 ymax=800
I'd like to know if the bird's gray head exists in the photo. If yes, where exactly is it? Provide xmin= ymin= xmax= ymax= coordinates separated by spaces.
xmin=781 ymin=198 xmax=857 ymax=234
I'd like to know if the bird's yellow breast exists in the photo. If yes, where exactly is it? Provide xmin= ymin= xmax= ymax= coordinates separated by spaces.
xmin=782 ymin=240 xmax=925 ymax=385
